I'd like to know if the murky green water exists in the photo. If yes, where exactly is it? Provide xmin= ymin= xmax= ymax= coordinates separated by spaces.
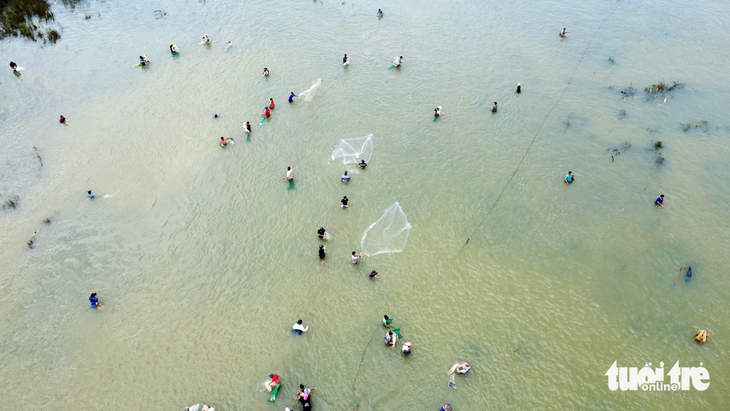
xmin=2 ymin=0 xmax=730 ymax=409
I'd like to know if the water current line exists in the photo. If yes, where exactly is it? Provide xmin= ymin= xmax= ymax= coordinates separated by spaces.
xmin=456 ymin=15 xmax=613 ymax=257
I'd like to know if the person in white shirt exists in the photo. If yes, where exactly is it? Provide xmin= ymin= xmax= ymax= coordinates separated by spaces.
xmin=341 ymin=171 xmax=350 ymax=182
xmin=283 ymin=167 xmax=293 ymax=180
xmin=351 ymin=251 xmax=363 ymax=264
xmin=292 ymin=319 xmax=309 ymax=335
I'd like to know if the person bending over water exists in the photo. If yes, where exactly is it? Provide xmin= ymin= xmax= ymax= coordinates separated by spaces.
xmin=369 ymin=270 xmax=379 ymax=279
xmin=655 ymin=194 xmax=664 ymax=207
xmin=89 ymin=292 xmax=99 ymax=308
xmin=220 ymin=137 xmax=232 ymax=147
xmin=59 ymin=115 xmax=66 ymax=124
xmin=384 ymin=331 xmax=396 ymax=346
xmin=383 ymin=315 xmax=394 ymax=327
xmin=560 ymin=28 xmax=569 ymax=37
xmin=10 ymin=61 xmax=18 ymax=71
xmin=262 ymin=67 xmax=270 ymax=76
xmin=564 ymin=171 xmax=574 ymax=183
xmin=317 ymin=227 xmax=327 ymax=239
xmin=87 ymin=190 xmax=95 ymax=199
xmin=393 ymin=56 xmax=403 ymax=67
xmin=169 ymin=43 xmax=178 ymax=53
xmin=292 ymin=319 xmax=309 ymax=335
xmin=402 ymin=342 xmax=412 ymax=355
xmin=139 ymin=55 xmax=149 ymax=66
xmin=434 ymin=106 xmax=442 ymax=117
xmin=341 ymin=171 xmax=350 ymax=182
xmin=340 ymin=196 xmax=349 ymax=208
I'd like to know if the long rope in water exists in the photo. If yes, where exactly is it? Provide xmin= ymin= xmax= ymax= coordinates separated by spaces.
xmin=351 ymin=326 xmax=380 ymax=391
xmin=456 ymin=19 xmax=610 ymax=257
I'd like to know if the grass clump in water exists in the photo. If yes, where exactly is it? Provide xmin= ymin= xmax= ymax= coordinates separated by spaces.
xmin=0 ymin=0 xmax=80 ymax=43
xmin=645 ymin=81 xmax=683 ymax=94
xmin=3 ymin=195 xmax=20 ymax=209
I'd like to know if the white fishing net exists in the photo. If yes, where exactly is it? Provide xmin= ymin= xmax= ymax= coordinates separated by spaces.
xmin=299 ymin=78 xmax=322 ymax=102
xmin=331 ymin=134 xmax=373 ymax=165
xmin=361 ymin=202 xmax=412 ymax=257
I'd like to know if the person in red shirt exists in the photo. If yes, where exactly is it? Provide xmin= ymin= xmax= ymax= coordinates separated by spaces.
xmin=266 ymin=373 xmax=280 ymax=390
xmin=264 ymin=107 xmax=271 ymax=118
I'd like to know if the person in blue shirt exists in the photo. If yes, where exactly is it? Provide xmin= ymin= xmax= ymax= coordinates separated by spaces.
xmin=655 ymin=194 xmax=664 ymax=207
xmin=289 ymin=92 xmax=297 ymax=103
xmin=564 ymin=171 xmax=574 ymax=183
xmin=87 ymin=190 xmax=95 ymax=198
xmin=89 ymin=292 xmax=99 ymax=308
xmin=341 ymin=171 xmax=350 ymax=182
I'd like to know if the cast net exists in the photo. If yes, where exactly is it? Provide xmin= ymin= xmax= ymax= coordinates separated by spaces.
xmin=299 ymin=78 xmax=322 ymax=102
xmin=331 ymin=134 xmax=373 ymax=165
xmin=361 ymin=202 xmax=412 ymax=257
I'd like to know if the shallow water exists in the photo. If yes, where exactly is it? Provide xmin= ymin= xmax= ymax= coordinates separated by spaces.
xmin=2 ymin=0 xmax=730 ymax=409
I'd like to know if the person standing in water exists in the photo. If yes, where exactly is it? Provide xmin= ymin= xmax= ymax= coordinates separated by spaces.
xmin=655 ymin=194 xmax=664 ymax=207
xmin=341 ymin=171 xmax=350 ymax=183
xmin=10 ymin=61 xmax=18 ymax=71
xmin=89 ymin=292 xmax=100 ymax=308
xmin=289 ymin=92 xmax=297 ymax=103
xmin=319 ymin=244 xmax=326 ymax=260
xmin=262 ymin=67 xmax=270 ymax=76
xmin=351 ymin=251 xmax=363 ymax=264
xmin=343 ymin=54 xmax=350 ymax=66
xmin=244 ymin=121 xmax=251 ymax=134
xmin=169 ymin=43 xmax=178 ymax=53
xmin=377 ymin=9 xmax=383 ymax=18
xmin=263 ymin=106 xmax=271 ymax=118
xmin=564 ymin=171 xmax=574 ymax=184
xmin=516 ymin=83 xmax=521 ymax=93
xmin=393 ymin=56 xmax=403 ymax=67
xmin=359 ymin=159 xmax=368 ymax=169
xmin=202 ymin=34 xmax=210 ymax=44
xmin=269 ymin=98 xmax=275 ymax=109
xmin=490 ymin=102 xmax=498 ymax=112
xmin=317 ymin=227 xmax=327 ymax=239
xmin=139 ymin=55 xmax=149 ymax=66
xmin=59 ymin=115 xmax=66 ymax=124
xmin=87 ymin=190 xmax=95 ymax=199
xmin=369 ymin=270 xmax=379 ymax=279
xmin=340 ymin=196 xmax=349 ymax=208
xmin=434 ymin=106 xmax=442 ymax=117
xmin=283 ymin=167 xmax=293 ymax=180
xmin=560 ymin=28 xmax=569 ymax=37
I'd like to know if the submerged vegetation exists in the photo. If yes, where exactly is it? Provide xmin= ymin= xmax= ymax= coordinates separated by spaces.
xmin=680 ymin=121 xmax=707 ymax=131
xmin=0 ymin=0 xmax=81 ymax=44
